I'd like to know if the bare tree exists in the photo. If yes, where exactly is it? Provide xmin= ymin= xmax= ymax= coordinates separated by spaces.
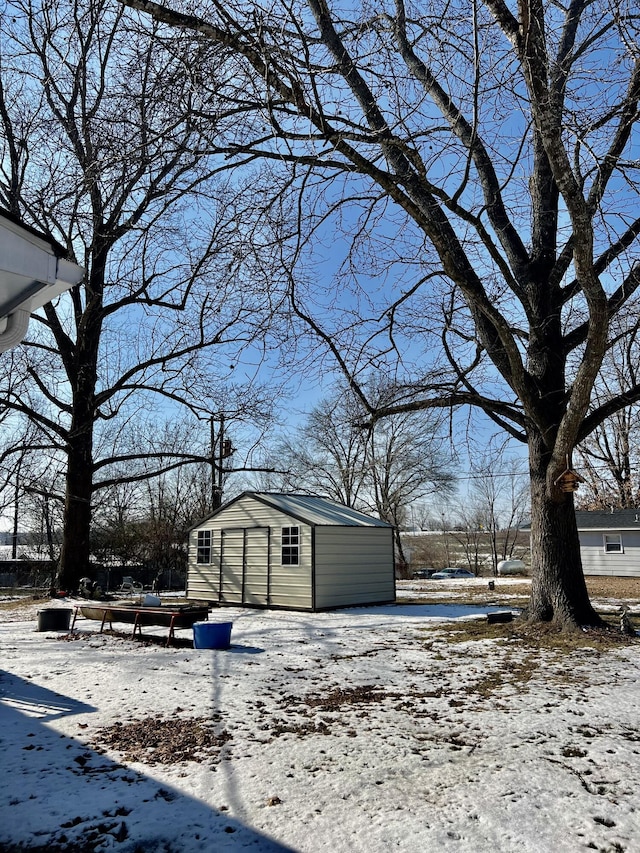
xmin=576 ymin=335 xmax=640 ymax=509
xmin=124 ymin=0 xmax=640 ymax=628
xmin=363 ymin=411 xmax=456 ymax=570
xmin=266 ymin=394 xmax=370 ymax=506
xmin=0 ymin=0 xmax=281 ymax=590
xmin=264 ymin=387 xmax=455 ymax=569
xmin=464 ymin=446 xmax=530 ymax=572
xmin=449 ymin=506 xmax=486 ymax=574
xmin=0 ymin=417 xmax=67 ymax=560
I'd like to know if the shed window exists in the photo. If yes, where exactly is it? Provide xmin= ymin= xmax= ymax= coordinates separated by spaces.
xmin=197 ymin=530 xmax=213 ymax=564
xmin=281 ymin=526 xmax=299 ymax=565
xmin=603 ymin=533 xmax=623 ymax=553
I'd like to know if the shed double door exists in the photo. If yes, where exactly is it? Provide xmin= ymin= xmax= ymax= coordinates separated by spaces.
xmin=220 ymin=527 xmax=269 ymax=605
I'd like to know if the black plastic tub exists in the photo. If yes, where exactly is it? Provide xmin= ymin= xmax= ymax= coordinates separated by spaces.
xmin=37 ymin=608 xmax=72 ymax=631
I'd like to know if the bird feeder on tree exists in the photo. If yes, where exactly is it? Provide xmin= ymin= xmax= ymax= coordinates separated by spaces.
xmin=554 ymin=456 xmax=585 ymax=493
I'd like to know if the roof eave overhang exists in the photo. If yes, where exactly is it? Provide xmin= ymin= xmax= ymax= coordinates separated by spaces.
xmin=0 ymin=213 xmax=84 ymax=352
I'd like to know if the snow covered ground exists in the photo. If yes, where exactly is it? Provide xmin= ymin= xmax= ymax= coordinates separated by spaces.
xmin=1 ymin=582 xmax=639 ymax=852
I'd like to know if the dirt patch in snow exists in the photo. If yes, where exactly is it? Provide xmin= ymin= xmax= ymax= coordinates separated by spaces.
xmin=93 ymin=714 xmax=232 ymax=766
xmin=245 ymin=685 xmax=404 ymax=741
xmin=301 ymin=684 xmax=391 ymax=710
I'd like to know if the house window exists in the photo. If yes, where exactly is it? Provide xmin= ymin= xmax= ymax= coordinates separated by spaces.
xmin=197 ymin=530 xmax=213 ymax=564
xmin=281 ymin=526 xmax=300 ymax=565
xmin=603 ymin=533 xmax=623 ymax=553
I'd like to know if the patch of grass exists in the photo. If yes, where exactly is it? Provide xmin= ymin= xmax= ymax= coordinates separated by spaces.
xmin=396 ymin=595 xmax=529 ymax=608
xmin=421 ymin=616 xmax=637 ymax=652
xmin=470 ymin=655 xmax=541 ymax=698
xmin=0 ymin=594 xmax=48 ymax=611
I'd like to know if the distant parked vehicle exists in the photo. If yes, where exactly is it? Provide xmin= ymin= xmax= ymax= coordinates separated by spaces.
xmin=430 ymin=568 xmax=476 ymax=579
xmin=412 ymin=568 xmax=435 ymax=579
xmin=497 ymin=559 xmax=527 ymax=576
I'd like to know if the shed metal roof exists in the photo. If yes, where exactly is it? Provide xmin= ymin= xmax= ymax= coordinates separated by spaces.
xmin=574 ymin=509 xmax=640 ymax=530
xmin=205 ymin=492 xmax=393 ymax=528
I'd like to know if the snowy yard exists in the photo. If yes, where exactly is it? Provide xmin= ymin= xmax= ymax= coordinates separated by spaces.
xmin=1 ymin=580 xmax=639 ymax=852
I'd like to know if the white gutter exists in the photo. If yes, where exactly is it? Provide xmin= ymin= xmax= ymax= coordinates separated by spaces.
xmin=0 ymin=212 xmax=85 ymax=353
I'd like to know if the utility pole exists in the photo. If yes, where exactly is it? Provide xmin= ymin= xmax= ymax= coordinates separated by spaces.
xmin=11 ymin=457 xmax=22 ymax=560
xmin=210 ymin=414 xmax=234 ymax=511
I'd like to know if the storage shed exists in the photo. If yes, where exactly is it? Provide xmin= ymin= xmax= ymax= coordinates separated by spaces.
xmin=576 ymin=510 xmax=640 ymax=578
xmin=187 ymin=492 xmax=396 ymax=610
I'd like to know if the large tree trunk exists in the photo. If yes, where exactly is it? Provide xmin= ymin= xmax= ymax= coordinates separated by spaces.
xmin=55 ymin=403 xmax=95 ymax=593
xmin=527 ymin=434 xmax=602 ymax=629
xmin=54 ymin=276 xmax=102 ymax=594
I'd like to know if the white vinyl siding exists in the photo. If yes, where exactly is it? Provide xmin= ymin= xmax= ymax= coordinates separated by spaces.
xmin=580 ymin=529 xmax=640 ymax=577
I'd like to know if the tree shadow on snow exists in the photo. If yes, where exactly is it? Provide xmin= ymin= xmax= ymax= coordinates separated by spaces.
xmin=0 ymin=671 xmax=294 ymax=853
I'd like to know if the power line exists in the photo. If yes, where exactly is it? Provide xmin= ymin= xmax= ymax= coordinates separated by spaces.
xmin=452 ymin=464 xmax=640 ymax=482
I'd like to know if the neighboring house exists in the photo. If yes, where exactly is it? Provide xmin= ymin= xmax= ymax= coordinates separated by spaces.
xmin=187 ymin=492 xmax=396 ymax=611
xmin=576 ymin=510 xmax=640 ymax=577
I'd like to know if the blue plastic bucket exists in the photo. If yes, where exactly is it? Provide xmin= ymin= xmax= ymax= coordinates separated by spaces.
xmin=193 ymin=621 xmax=232 ymax=649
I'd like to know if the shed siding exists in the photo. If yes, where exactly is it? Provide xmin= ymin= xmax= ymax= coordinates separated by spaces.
xmin=313 ymin=527 xmax=395 ymax=608
xmin=188 ymin=493 xmax=394 ymax=610
xmin=217 ymin=494 xmax=309 ymax=529
xmin=266 ymin=521 xmax=312 ymax=609
xmin=188 ymin=494 xmax=313 ymax=608
xmin=220 ymin=528 xmax=244 ymax=603
xmin=244 ymin=527 xmax=269 ymax=606
xmin=580 ymin=529 xmax=640 ymax=578
xmin=187 ymin=527 xmax=220 ymax=599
